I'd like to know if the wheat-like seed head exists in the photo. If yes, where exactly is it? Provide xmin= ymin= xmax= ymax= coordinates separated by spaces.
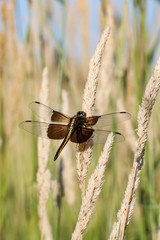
xmin=72 ymin=26 xmax=114 ymax=240
xmin=76 ymin=26 xmax=111 ymax=192
xmin=37 ymin=67 xmax=53 ymax=240
xmin=96 ymin=3 xmax=115 ymax=114
xmin=109 ymin=56 xmax=160 ymax=240
xmin=72 ymin=133 xmax=114 ymax=240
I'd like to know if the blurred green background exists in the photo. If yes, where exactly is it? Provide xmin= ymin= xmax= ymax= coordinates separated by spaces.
xmin=0 ymin=0 xmax=160 ymax=239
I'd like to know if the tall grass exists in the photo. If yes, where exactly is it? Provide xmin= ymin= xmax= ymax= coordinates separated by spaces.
xmin=0 ymin=1 xmax=160 ymax=240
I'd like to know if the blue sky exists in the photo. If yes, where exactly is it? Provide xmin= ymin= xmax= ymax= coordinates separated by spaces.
xmin=14 ymin=0 xmax=160 ymax=59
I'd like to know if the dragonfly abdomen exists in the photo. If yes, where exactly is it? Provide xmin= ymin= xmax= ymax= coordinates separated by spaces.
xmin=54 ymin=117 xmax=76 ymax=161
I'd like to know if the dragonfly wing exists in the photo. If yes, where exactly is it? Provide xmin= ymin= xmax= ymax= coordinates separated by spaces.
xmin=91 ymin=129 xmax=125 ymax=144
xmin=29 ymin=101 xmax=70 ymax=123
xmin=19 ymin=121 xmax=68 ymax=139
xmin=70 ymin=127 xmax=124 ymax=144
xmin=70 ymin=127 xmax=94 ymax=143
xmin=86 ymin=112 xmax=131 ymax=127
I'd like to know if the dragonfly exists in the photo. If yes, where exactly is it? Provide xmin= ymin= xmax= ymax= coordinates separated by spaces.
xmin=19 ymin=101 xmax=131 ymax=161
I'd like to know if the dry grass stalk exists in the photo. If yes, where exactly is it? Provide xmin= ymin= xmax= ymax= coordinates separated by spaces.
xmin=60 ymin=90 xmax=75 ymax=205
xmin=116 ymin=0 xmax=128 ymax=80
xmin=67 ymin=6 xmax=77 ymax=79
xmin=82 ymin=26 xmax=111 ymax=115
xmin=77 ymin=0 xmax=90 ymax=66
xmin=96 ymin=2 xmax=115 ymax=114
xmin=76 ymin=26 xmax=111 ymax=194
xmin=72 ymin=133 xmax=114 ymax=240
xmin=117 ymin=99 xmax=136 ymax=152
xmin=37 ymin=67 xmax=53 ymax=240
xmin=1 ymin=2 xmax=7 ymax=30
xmin=2 ymin=2 xmax=21 ymax=146
xmin=9 ymin=2 xmax=17 ymax=54
xmin=7 ymin=52 xmax=22 ymax=146
xmin=109 ymin=56 xmax=160 ymax=240
xmin=30 ymin=0 xmax=41 ymax=70
xmin=125 ymin=30 xmax=136 ymax=113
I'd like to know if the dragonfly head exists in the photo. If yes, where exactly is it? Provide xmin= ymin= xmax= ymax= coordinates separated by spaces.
xmin=77 ymin=111 xmax=86 ymax=118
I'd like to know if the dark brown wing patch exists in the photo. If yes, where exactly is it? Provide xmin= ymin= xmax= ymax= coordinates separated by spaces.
xmin=85 ymin=116 xmax=100 ymax=126
xmin=47 ymin=124 xmax=68 ymax=139
xmin=19 ymin=121 xmax=68 ymax=140
xmin=86 ymin=112 xmax=131 ymax=128
xmin=50 ymin=110 xmax=70 ymax=123
xmin=29 ymin=101 xmax=70 ymax=123
xmin=70 ymin=127 xmax=94 ymax=143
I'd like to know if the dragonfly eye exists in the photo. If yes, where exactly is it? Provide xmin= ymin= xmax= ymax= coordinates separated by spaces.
xmin=77 ymin=111 xmax=86 ymax=118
